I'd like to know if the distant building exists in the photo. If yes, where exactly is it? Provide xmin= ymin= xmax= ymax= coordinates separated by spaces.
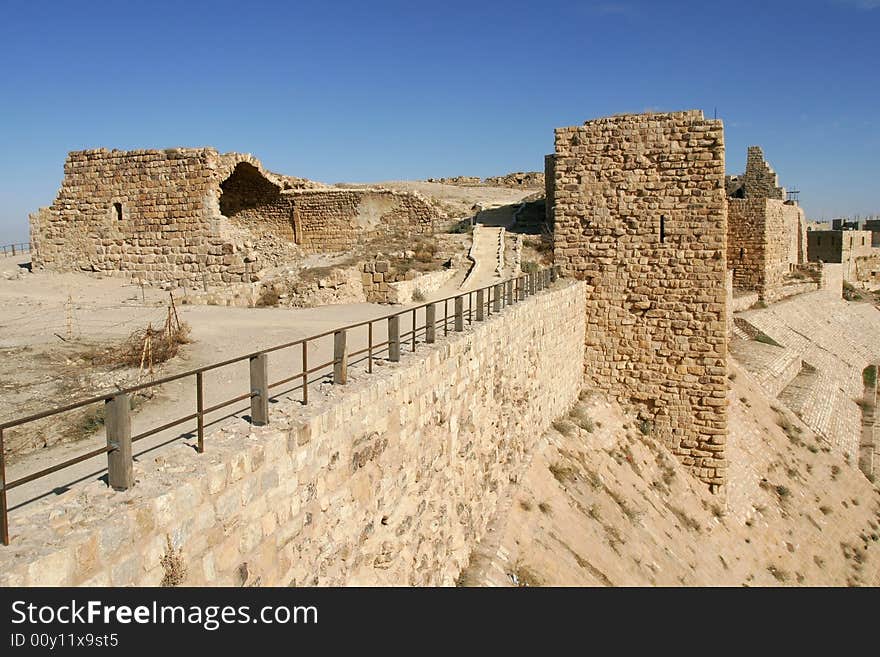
xmin=807 ymin=230 xmax=874 ymax=281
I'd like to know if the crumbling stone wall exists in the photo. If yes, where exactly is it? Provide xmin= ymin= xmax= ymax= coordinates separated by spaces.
xmin=854 ymin=252 xmax=880 ymax=283
xmin=361 ymin=259 xmax=456 ymax=303
xmin=425 ymin=172 xmax=544 ymax=188
xmin=739 ymin=146 xmax=784 ymax=199
xmin=0 ymin=280 xmax=586 ymax=586
xmin=291 ymin=189 xmax=436 ymax=253
xmin=551 ymin=110 xmax=728 ymax=490
xmin=228 ymin=195 xmax=297 ymax=242
xmin=728 ymin=198 xmax=806 ymax=299
xmin=30 ymin=149 xmax=441 ymax=287
xmin=29 ymin=148 xmax=262 ymax=287
xmin=544 ymin=154 xmax=555 ymax=226
xmin=483 ymin=172 xmax=544 ymax=188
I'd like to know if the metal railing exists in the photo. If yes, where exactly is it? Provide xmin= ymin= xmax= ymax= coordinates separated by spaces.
xmin=0 ymin=265 xmax=562 ymax=545
xmin=0 ymin=242 xmax=30 ymax=257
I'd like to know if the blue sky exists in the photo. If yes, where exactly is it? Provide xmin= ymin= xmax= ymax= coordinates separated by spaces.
xmin=0 ymin=0 xmax=878 ymax=242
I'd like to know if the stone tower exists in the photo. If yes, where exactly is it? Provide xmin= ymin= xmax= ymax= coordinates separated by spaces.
xmin=550 ymin=110 xmax=729 ymax=491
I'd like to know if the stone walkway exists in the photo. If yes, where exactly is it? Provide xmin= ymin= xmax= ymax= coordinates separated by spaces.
xmin=732 ymin=289 xmax=880 ymax=461
xmin=460 ymin=225 xmax=505 ymax=291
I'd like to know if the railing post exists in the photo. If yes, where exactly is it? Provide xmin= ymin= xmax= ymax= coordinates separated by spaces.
xmin=507 ymin=280 xmax=513 ymax=305
xmin=412 ymin=308 xmax=417 ymax=351
xmin=476 ymin=289 xmax=485 ymax=321
xmin=196 ymin=371 xmax=204 ymax=453
xmin=550 ymin=267 xmax=558 ymax=283
xmin=249 ymin=353 xmax=269 ymax=426
xmin=333 ymin=329 xmax=347 ymax=384
xmin=11 ymin=245 xmax=15 ymax=256
xmin=426 ymin=303 xmax=436 ymax=343
xmin=519 ymin=276 xmax=526 ymax=301
xmin=454 ymin=296 xmax=464 ymax=331
xmin=302 ymin=342 xmax=309 ymax=405
xmin=530 ymin=272 xmax=536 ymax=295
xmin=388 ymin=315 xmax=401 ymax=362
xmin=106 ymin=393 xmax=133 ymax=491
xmin=494 ymin=284 xmax=502 ymax=312
xmin=0 ymin=428 xmax=8 ymax=546
xmin=367 ymin=323 xmax=373 ymax=374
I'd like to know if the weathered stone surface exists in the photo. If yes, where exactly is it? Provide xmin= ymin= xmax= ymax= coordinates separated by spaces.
xmin=29 ymin=148 xmax=442 ymax=289
xmin=0 ymin=280 xmax=585 ymax=586
xmin=550 ymin=110 xmax=729 ymax=490
xmin=728 ymin=197 xmax=807 ymax=300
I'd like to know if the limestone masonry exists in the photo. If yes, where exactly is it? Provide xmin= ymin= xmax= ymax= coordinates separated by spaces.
xmin=0 ymin=281 xmax=586 ymax=586
xmin=549 ymin=111 xmax=729 ymax=490
xmin=30 ymin=148 xmax=441 ymax=287
xmin=807 ymin=229 xmax=877 ymax=282
xmin=7 ymin=108 xmax=880 ymax=585
xmin=727 ymin=198 xmax=808 ymax=301
xmin=726 ymin=146 xmax=785 ymax=200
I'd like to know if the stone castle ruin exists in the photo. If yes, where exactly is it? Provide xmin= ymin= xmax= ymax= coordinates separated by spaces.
xmin=726 ymin=145 xmax=785 ymax=200
xmin=548 ymin=111 xmax=728 ymax=490
xmin=30 ymin=148 xmax=442 ymax=288
xmin=725 ymin=146 xmax=810 ymax=303
xmin=6 ymin=109 xmax=880 ymax=586
xmin=23 ymin=111 xmax=879 ymax=497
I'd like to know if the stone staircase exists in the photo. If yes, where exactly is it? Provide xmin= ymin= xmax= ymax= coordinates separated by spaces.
xmin=731 ymin=291 xmax=880 ymax=462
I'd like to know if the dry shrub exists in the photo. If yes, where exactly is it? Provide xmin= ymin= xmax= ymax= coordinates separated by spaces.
xmin=122 ymin=322 xmax=190 ymax=367
xmin=160 ymin=535 xmax=187 ymax=587
xmin=87 ymin=321 xmax=191 ymax=369
xmin=570 ymin=406 xmax=595 ymax=432
xmin=255 ymin=286 xmax=280 ymax=307
xmin=413 ymin=238 xmax=437 ymax=263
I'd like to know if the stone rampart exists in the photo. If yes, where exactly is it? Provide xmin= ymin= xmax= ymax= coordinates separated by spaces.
xmin=0 ymin=280 xmax=586 ymax=586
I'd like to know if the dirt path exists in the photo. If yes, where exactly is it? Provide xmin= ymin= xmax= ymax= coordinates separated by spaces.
xmin=3 ymin=300 xmax=445 ymax=513
xmin=1 ymin=255 xmax=461 ymax=513
xmin=460 ymin=225 xmax=504 ymax=290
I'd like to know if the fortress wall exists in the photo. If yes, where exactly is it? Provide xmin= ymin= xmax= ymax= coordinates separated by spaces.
xmin=728 ymin=198 xmax=767 ymax=291
xmin=29 ymin=148 xmax=264 ymax=286
xmin=290 ymin=189 xmax=436 ymax=254
xmin=764 ymin=201 xmax=806 ymax=293
xmin=727 ymin=198 xmax=806 ymax=299
xmin=551 ymin=110 xmax=729 ymax=490
xmin=0 ymin=280 xmax=586 ymax=586
xmin=30 ymin=150 xmax=443 ymax=287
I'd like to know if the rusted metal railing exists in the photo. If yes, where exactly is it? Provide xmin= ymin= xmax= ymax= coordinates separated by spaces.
xmin=0 ymin=242 xmax=30 ymax=257
xmin=0 ymin=265 xmax=561 ymax=545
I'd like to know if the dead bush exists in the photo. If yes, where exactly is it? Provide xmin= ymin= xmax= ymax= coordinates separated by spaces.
xmin=552 ymin=419 xmax=577 ymax=437
xmin=86 ymin=321 xmax=191 ymax=369
xmin=570 ymin=406 xmax=595 ymax=433
xmin=160 ymin=535 xmax=187 ymax=586
xmin=255 ymin=286 xmax=280 ymax=307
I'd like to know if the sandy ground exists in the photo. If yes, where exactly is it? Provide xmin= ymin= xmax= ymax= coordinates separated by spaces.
xmin=459 ymin=360 xmax=880 ymax=586
xmin=0 ymin=180 xmax=538 ymax=533
xmin=343 ymin=180 xmax=534 ymax=217
xmin=0 ymin=246 xmax=521 ymax=514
